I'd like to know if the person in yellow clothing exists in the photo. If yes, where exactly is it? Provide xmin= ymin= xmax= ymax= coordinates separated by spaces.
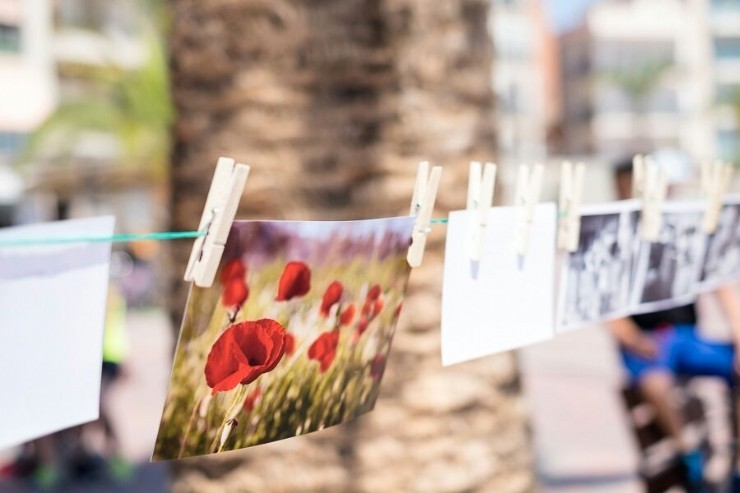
xmin=103 ymin=283 xmax=129 ymax=379
xmin=70 ymin=283 xmax=134 ymax=483
xmin=97 ymin=283 xmax=134 ymax=482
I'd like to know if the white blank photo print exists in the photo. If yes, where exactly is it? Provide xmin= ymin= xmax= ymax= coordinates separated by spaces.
xmin=0 ymin=217 xmax=114 ymax=449
xmin=441 ymin=204 xmax=557 ymax=366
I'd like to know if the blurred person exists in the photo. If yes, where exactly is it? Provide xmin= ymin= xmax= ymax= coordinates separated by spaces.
xmin=114 ymin=246 xmax=158 ymax=307
xmin=0 ymin=437 xmax=64 ymax=490
xmin=76 ymin=282 xmax=133 ymax=482
xmin=610 ymin=158 xmax=740 ymax=492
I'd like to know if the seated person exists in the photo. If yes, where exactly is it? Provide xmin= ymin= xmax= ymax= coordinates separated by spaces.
xmin=611 ymin=294 xmax=739 ymax=490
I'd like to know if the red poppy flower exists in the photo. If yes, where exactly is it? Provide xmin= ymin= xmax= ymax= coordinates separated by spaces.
xmin=221 ymin=278 xmax=249 ymax=308
xmin=372 ymin=296 xmax=384 ymax=318
xmin=308 ymin=330 xmax=340 ymax=373
xmin=243 ymin=387 xmax=262 ymax=413
xmin=370 ymin=355 xmax=386 ymax=380
xmin=284 ymin=332 xmax=296 ymax=356
xmin=276 ymin=261 xmax=311 ymax=301
xmin=320 ymin=281 xmax=343 ymax=317
xmin=361 ymin=296 xmax=383 ymax=320
xmin=361 ymin=297 xmax=374 ymax=317
xmin=220 ymin=259 xmax=246 ymax=284
xmin=356 ymin=318 xmax=369 ymax=337
xmin=339 ymin=304 xmax=356 ymax=326
xmin=367 ymin=284 xmax=381 ymax=301
xmin=393 ymin=303 xmax=402 ymax=320
xmin=204 ymin=319 xmax=287 ymax=395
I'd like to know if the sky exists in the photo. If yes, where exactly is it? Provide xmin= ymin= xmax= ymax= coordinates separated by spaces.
xmin=541 ymin=0 xmax=608 ymax=33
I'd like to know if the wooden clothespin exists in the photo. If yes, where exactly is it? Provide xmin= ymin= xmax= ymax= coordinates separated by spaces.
xmin=639 ymin=158 xmax=667 ymax=242
xmin=466 ymin=161 xmax=497 ymax=262
xmin=407 ymin=161 xmax=443 ymax=268
xmin=701 ymin=159 xmax=735 ymax=234
xmin=700 ymin=160 xmax=713 ymax=198
xmin=557 ymin=161 xmax=586 ymax=252
xmin=513 ymin=163 xmax=545 ymax=257
xmin=184 ymin=157 xmax=250 ymax=287
xmin=632 ymin=154 xmax=645 ymax=198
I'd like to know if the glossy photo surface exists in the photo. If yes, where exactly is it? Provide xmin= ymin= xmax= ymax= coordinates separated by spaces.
xmin=153 ymin=217 xmax=413 ymax=460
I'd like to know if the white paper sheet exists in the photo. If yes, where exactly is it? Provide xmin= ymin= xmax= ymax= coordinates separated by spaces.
xmin=0 ymin=217 xmax=114 ymax=449
xmin=441 ymin=204 xmax=557 ymax=366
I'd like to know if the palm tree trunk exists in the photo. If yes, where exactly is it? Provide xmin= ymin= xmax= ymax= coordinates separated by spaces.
xmin=167 ymin=0 xmax=533 ymax=491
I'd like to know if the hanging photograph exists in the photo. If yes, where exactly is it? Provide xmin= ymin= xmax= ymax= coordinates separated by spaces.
xmin=699 ymin=195 xmax=740 ymax=290
xmin=556 ymin=201 xmax=639 ymax=332
xmin=153 ymin=217 xmax=414 ymax=460
xmin=630 ymin=202 xmax=706 ymax=313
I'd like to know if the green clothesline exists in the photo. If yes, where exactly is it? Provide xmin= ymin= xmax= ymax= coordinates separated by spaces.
xmin=0 ymin=230 xmax=207 ymax=248
xmin=0 ymin=218 xmax=451 ymax=248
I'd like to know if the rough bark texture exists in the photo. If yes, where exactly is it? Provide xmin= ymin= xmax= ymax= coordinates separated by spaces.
xmin=167 ymin=0 xmax=533 ymax=491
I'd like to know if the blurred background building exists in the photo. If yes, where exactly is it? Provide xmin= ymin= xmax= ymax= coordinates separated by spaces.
xmin=490 ymin=0 xmax=561 ymax=165
xmin=558 ymin=0 xmax=740 ymax=164
xmin=3 ymin=0 xmax=739 ymax=226
xmin=707 ymin=0 xmax=740 ymax=161
xmin=0 ymin=0 xmax=168 ymax=235
xmin=0 ymin=0 xmax=55 ymax=166
xmin=0 ymin=0 xmax=54 ymax=224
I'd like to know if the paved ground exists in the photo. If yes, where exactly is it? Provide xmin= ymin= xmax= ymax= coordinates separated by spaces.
xmin=521 ymin=326 xmax=644 ymax=492
xmin=0 ymin=309 xmax=174 ymax=493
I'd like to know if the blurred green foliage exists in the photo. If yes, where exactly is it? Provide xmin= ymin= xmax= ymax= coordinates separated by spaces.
xmin=602 ymin=59 xmax=674 ymax=112
xmin=21 ymin=0 xmax=173 ymax=179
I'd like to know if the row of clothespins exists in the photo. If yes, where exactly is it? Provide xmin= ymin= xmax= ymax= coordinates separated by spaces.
xmin=626 ymin=155 xmax=733 ymax=241
xmin=185 ymin=156 xmax=736 ymax=288
xmin=183 ymin=157 xmax=444 ymax=288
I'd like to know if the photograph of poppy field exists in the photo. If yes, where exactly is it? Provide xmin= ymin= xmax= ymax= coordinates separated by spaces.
xmin=152 ymin=217 xmax=414 ymax=460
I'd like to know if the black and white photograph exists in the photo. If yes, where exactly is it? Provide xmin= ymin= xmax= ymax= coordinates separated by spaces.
xmin=700 ymin=196 xmax=740 ymax=289
xmin=631 ymin=202 xmax=706 ymax=313
xmin=557 ymin=201 xmax=639 ymax=332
